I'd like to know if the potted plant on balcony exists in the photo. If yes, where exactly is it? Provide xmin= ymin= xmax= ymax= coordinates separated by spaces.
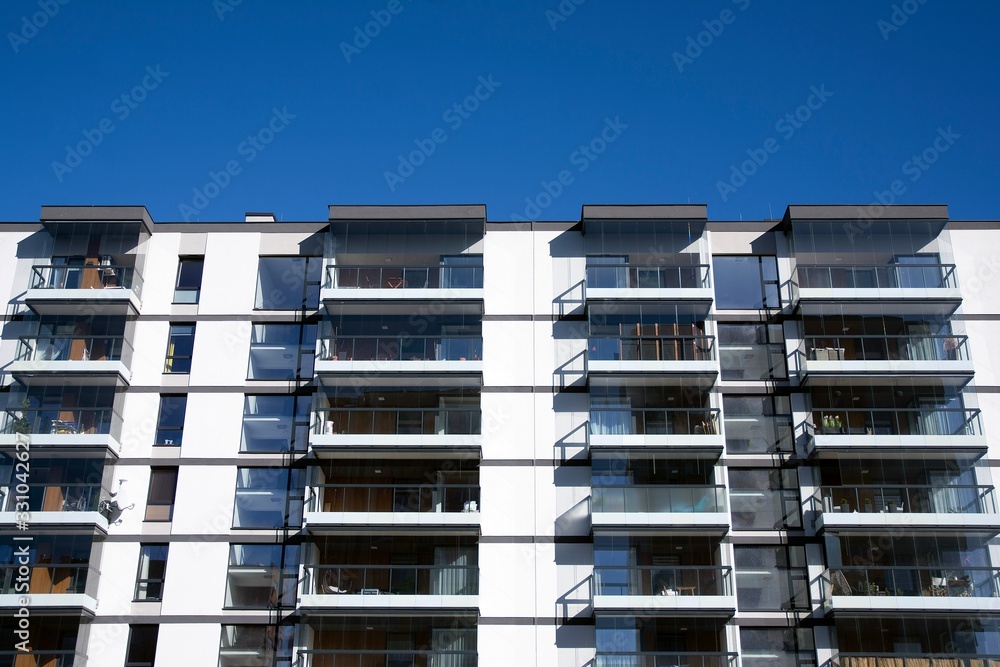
xmin=11 ymin=398 xmax=30 ymax=435
xmin=840 ymin=498 xmax=851 ymax=512
xmin=863 ymin=498 xmax=874 ymax=513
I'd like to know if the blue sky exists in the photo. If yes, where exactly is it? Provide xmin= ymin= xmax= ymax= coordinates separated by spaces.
xmin=1 ymin=1 xmax=998 ymax=222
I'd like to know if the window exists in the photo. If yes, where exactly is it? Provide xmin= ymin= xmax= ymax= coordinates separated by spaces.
xmin=735 ymin=546 xmax=808 ymax=611
xmin=164 ymin=324 xmax=195 ymax=373
xmin=225 ymin=544 xmax=299 ymax=608
xmin=154 ymin=395 xmax=187 ymax=446
xmin=718 ymin=323 xmax=787 ymax=380
xmin=241 ymin=395 xmax=310 ymax=453
xmin=125 ymin=625 xmax=158 ymax=667
xmin=255 ymin=257 xmax=322 ymax=310
xmin=713 ymin=256 xmax=781 ymax=309
xmin=247 ymin=324 xmax=316 ymax=380
xmin=232 ymin=468 xmax=304 ymax=529
xmin=134 ymin=544 xmax=169 ymax=601
xmin=219 ymin=625 xmax=293 ymax=666
xmin=173 ymin=257 xmax=204 ymax=303
xmin=145 ymin=469 xmax=178 ymax=522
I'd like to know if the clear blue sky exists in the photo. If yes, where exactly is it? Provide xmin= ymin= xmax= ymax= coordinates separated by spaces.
xmin=2 ymin=1 xmax=998 ymax=222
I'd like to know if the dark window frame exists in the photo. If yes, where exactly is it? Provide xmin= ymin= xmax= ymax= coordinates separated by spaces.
xmin=173 ymin=257 xmax=204 ymax=304
xmin=134 ymin=544 xmax=169 ymax=601
xmin=154 ymin=395 xmax=187 ymax=446
xmin=164 ymin=323 xmax=196 ymax=374
xmin=145 ymin=468 xmax=179 ymax=522
xmin=125 ymin=624 xmax=159 ymax=667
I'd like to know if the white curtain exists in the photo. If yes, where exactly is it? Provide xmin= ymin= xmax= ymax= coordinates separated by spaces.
xmin=429 ymin=628 xmax=476 ymax=667
xmin=591 ymin=402 xmax=633 ymax=435
xmin=432 ymin=548 xmax=475 ymax=595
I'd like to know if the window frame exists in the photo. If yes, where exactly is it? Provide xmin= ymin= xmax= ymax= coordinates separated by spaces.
xmin=173 ymin=257 xmax=205 ymax=304
xmin=125 ymin=624 xmax=159 ymax=667
xmin=134 ymin=544 xmax=169 ymax=601
xmin=164 ymin=323 xmax=196 ymax=374
xmin=154 ymin=395 xmax=188 ymax=446
xmin=145 ymin=468 xmax=179 ymax=522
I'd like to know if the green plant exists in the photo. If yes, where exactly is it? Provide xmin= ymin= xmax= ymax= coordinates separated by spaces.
xmin=11 ymin=398 xmax=30 ymax=435
xmin=840 ymin=498 xmax=850 ymax=506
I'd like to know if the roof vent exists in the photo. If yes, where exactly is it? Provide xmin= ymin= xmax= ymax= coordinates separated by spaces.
xmin=245 ymin=212 xmax=276 ymax=223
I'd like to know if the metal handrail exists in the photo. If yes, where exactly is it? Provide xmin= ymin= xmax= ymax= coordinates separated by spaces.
xmin=813 ymin=408 xmax=983 ymax=436
xmin=797 ymin=263 xmax=958 ymax=290
xmin=592 ymin=485 xmax=727 ymax=513
xmin=824 ymin=566 xmax=1000 ymax=598
xmin=319 ymin=335 xmax=483 ymax=362
xmin=589 ymin=335 xmax=716 ymax=361
xmin=16 ymin=335 xmax=132 ymax=363
xmin=1 ymin=408 xmax=116 ymax=436
xmin=303 ymin=563 xmax=479 ymax=596
xmin=593 ymin=565 xmax=733 ymax=596
xmin=30 ymin=263 xmax=142 ymax=295
xmin=0 ymin=482 xmax=106 ymax=513
xmin=589 ymin=407 xmax=720 ymax=436
xmin=309 ymin=483 xmax=480 ymax=513
xmin=803 ymin=334 xmax=970 ymax=362
xmin=325 ymin=264 xmax=484 ymax=289
xmin=585 ymin=263 xmax=712 ymax=289
xmin=819 ymin=484 xmax=997 ymax=514
xmin=314 ymin=407 xmax=481 ymax=435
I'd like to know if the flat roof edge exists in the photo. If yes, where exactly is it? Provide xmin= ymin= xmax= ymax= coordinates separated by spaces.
xmin=782 ymin=204 xmax=949 ymax=223
xmin=328 ymin=205 xmax=486 ymax=221
xmin=582 ymin=204 xmax=708 ymax=221
xmin=40 ymin=205 xmax=154 ymax=228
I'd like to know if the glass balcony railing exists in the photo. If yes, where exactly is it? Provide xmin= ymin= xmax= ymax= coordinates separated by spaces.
xmin=319 ymin=336 xmax=482 ymax=362
xmin=1 ymin=408 xmax=117 ymax=436
xmin=595 ymin=652 xmax=737 ymax=667
xmin=297 ymin=650 xmax=477 ymax=667
xmin=837 ymin=655 xmax=1000 ymax=667
xmin=304 ymin=564 xmax=479 ymax=596
xmin=798 ymin=263 xmax=958 ymax=290
xmin=325 ymin=264 xmax=484 ymax=290
xmin=16 ymin=335 xmax=132 ymax=364
xmin=825 ymin=566 xmax=1000 ymax=598
xmin=30 ymin=263 xmax=142 ymax=296
xmin=804 ymin=334 xmax=970 ymax=363
xmin=813 ymin=408 xmax=983 ymax=437
xmin=589 ymin=408 xmax=720 ymax=436
xmin=818 ymin=484 xmax=997 ymax=515
xmin=0 ymin=482 xmax=106 ymax=513
xmin=309 ymin=483 xmax=480 ymax=513
xmin=0 ymin=563 xmax=99 ymax=596
xmin=586 ymin=264 xmax=712 ymax=289
xmin=592 ymin=485 xmax=728 ymax=513
xmin=314 ymin=408 xmax=481 ymax=436
xmin=589 ymin=336 xmax=715 ymax=362
xmin=594 ymin=565 xmax=732 ymax=596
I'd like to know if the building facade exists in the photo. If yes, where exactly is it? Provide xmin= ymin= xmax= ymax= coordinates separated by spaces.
xmin=0 ymin=203 xmax=998 ymax=667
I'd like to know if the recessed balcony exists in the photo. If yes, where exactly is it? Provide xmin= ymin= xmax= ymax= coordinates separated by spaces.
xmin=303 ymin=482 xmax=481 ymax=535
xmin=9 ymin=335 xmax=132 ymax=385
xmin=591 ymin=485 xmax=729 ymax=534
xmin=588 ymin=334 xmax=717 ymax=375
xmin=299 ymin=563 xmax=479 ymax=612
xmin=593 ymin=565 xmax=735 ymax=615
xmin=24 ymin=263 xmax=142 ymax=315
xmin=797 ymin=263 xmax=961 ymax=302
xmin=585 ymin=262 xmax=713 ymax=301
xmin=322 ymin=262 xmax=484 ymax=305
xmin=802 ymin=334 xmax=974 ymax=379
xmin=589 ymin=407 xmax=723 ymax=451
xmin=814 ymin=484 xmax=1000 ymax=534
xmin=316 ymin=334 xmax=483 ymax=374
xmin=310 ymin=405 xmax=482 ymax=455
xmin=823 ymin=566 xmax=1000 ymax=614
xmin=810 ymin=408 xmax=985 ymax=456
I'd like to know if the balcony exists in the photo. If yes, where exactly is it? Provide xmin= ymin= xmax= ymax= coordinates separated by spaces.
xmin=310 ymin=407 xmax=481 ymax=455
xmin=24 ymin=263 xmax=142 ymax=315
xmin=9 ymin=335 xmax=132 ymax=384
xmin=588 ymin=334 xmax=717 ymax=375
xmin=300 ymin=563 xmax=479 ymax=612
xmin=823 ymin=566 xmax=1000 ymax=614
xmin=585 ymin=263 xmax=713 ymax=301
xmin=836 ymin=655 xmax=1000 ymax=667
xmin=304 ymin=483 xmax=481 ymax=535
xmin=797 ymin=263 xmax=960 ymax=302
xmin=316 ymin=335 xmax=482 ymax=375
xmin=593 ymin=565 xmax=735 ymax=614
xmin=802 ymin=334 xmax=973 ymax=379
xmin=723 ymin=413 xmax=794 ymax=454
xmin=322 ymin=263 xmax=484 ymax=307
xmin=0 ymin=481 xmax=109 ymax=532
xmin=591 ymin=485 xmax=729 ymax=533
xmin=814 ymin=484 xmax=1000 ymax=534
xmin=810 ymin=408 xmax=985 ymax=456
xmin=595 ymin=652 xmax=737 ymax=667
xmin=0 ymin=563 xmax=99 ymax=614
xmin=589 ymin=407 xmax=723 ymax=451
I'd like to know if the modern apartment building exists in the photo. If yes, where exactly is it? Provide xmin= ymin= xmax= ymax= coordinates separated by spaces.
xmin=0 ymin=202 xmax=998 ymax=667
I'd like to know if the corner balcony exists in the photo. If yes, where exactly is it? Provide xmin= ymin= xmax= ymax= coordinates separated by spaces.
xmin=322 ymin=263 xmax=484 ymax=306
xmin=588 ymin=335 xmax=717 ymax=376
xmin=0 ymin=482 xmax=109 ymax=533
xmin=814 ymin=484 xmax=1000 ymax=535
xmin=299 ymin=564 xmax=479 ymax=613
xmin=585 ymin=263 xmax=713 ymax=301
xmin=593 ymin=565 xmax=735 ymax=615
xmin=797 ymin=263 xmax=961 ymax=303
xmin=591 ymin=486 xmax=729 ymax=534
xmin=809 ymin=408 xmax=986 ymax=457
xmin=9 ymin=335 xmax=132 ymax=385
xmin=589 ymin=407 xmax=723 ymax=453
xmin=823 ymin=566 xmax=1000 ymax=615
xmin=316 ymin=335 xmax=482 ymax=375
xmin=801 ymin=334 xmax=974 ymax=380
xmin=303 ymin=483 xmax=481 ymax=535
xmin=310 ymin=407 xmax=481 ymax=457
xmin=0 ymin=563 xmax=99 ymax=615
xmin=24 ymin=263 xmax=142 ymax=315
xmin=1 ymin=409 xmax=121 ymax=455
